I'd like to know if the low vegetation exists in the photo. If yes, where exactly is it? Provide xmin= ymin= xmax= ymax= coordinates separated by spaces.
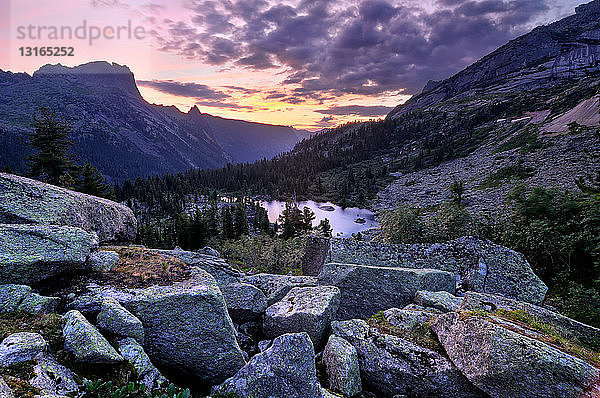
xmin=96 ymin=247 xmax=191 ymax=289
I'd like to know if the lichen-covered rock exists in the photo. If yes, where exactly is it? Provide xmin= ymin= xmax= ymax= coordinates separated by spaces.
xmin=212 ymin=332 xmax=325 ymax=398
xmin=302 ymin=234 xmax=331 ymax=276
xmin=154 ymin=248 xmax=241 ymax=286
xmin=257 ymin=340 xmax=271 ymax=352
xmin=242 ymin=273 xmax=318 ymax=305
xmin=197 ymin=246 xmax=220 ymax=257
xmin=414 ymin=290 xmax=463 ymax=313
xmin=30 ymin=353 xmax=79 ymax=396
xmin=264 ymin=286 xmax=340 ymax=347
xmin=323 ymin=335 xmax=362 ymax=397
xmin=331 ymin=319 xmax=485 ymax=398
xmin=220 ymin=283 xmax=268 ymax=323
xmin=432 ymin=312 xmax=600 ymax=398
xmin=97 ymin=298 xmax=144 ymax=343
xmin=118 ymin=338 xmax=166 ymax=391
xmin=0 ymin=377 xmax=13 ymax=397
xmin=0 ymin=224 xmax=98 ymax=285
xmin=460 ymin=291 xmax=600 ymax=348
xmin=0 ymin=173 xmax=136 ymax=243
xmin=318 ymin=263 xmax=455 ymax=320
xmin=383 ymin=306 xmax=439 ymax=329
xmin=116 ymin=269 xmax=246 ymax=384
xmin=87 ymin=250 xmax=119 ymax=272
xmin=0 ymin=332 xmax=47 ymax=367
xmin=63 ymin=310 xmax=123 ymax=364
xmin=327 ymin=236 xmax=547 ymax=304
xmin=0 ymin=284 xmax=60 ymax=314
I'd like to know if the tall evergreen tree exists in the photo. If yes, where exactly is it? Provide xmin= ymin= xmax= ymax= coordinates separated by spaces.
xmin=27 ymin=108 xmax=75 ymax=186
xmin=233 ymin=203 xmax=249 ymax=238
xmin=221 ymin=206 xmax=235 ymax=240
xmin=78 ymin=162 xmax=113 ymax=198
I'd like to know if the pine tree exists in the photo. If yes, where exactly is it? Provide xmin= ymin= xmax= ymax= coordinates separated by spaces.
xmin=78 ymin=162 xmax=112 ymax=198
xmin=233 ymin=203 xmax=249 ymax=238
xmin=221 ymin=206 xmax=235 ymax=240
xmin=317 ymin=218 xmax=333 ymax=237
xmin=27 ymin=108 xmax=76 ymax=186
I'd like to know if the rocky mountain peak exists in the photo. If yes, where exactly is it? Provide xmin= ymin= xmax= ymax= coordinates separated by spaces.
xmin=388 ymin=0 xmax=600 ymax=118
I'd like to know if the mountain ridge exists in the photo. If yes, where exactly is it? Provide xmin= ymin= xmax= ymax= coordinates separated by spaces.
xmin=0 ymin=61 xmax=308 ymax=181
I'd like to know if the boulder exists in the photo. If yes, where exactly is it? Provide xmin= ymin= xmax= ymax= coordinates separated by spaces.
xmin=0 ymin=285 xmax=59 ymax=314
xmin=0 ymin=377 xmax=13 ymax=397
xmin=87 ymin=250 xmax=119 ymax=272
xmin=433 ymin=312 xmax=600 ymax=398
xmin=331 ymin=319 xmax=485 ymax=398
xmin=212 ymin=332 xmax=325 ymax=398
xmin=116 ymin=269 xmax=246 ymax=384
xmin=0 ymin=332 xmax=47 ymax=367
xmin=198 ymin=246 xmax=220 ymax=257
xmin=0 ymin=173 xmax=136 ymax=243
xmin=220 ymin=283 xmax=268 ymax=323
xmin=414 ymin=290 xmax=463 ymax=313
xmin=302 ymin=234 xmax=331 ymax=276
xmin=154 ymin=248 xmax=241 ymax=286
xmin=323 ymin=335 xmax=362 ymax=397
xmin=0 ymin=224 xmax=98 ymax=284
xmin=96 ymin=298 xmax=144 ymax=343
xmin=264 ymin=286 xmax=340 ymax=347
xmin=318 ymin=263 xmax=455 ymax=320
xmin=327 ymin=236 xmax=548 ymax=304
xmin=460 ymin=291 xmax=600 ymax=348
xmin=242 ymin=273 xmax=318 ymax=305
xmin=382 ymin=306 xmax=439 ymax=330
xmin=30 ymin=353 xmax=79 ymax=396
xmin=257 ymin=340 xmax=271 ymax=352
xmin=118 ymin=338 xmax=166 ymax=391
xmin=63 ymin=310 xmax=123 ymax=364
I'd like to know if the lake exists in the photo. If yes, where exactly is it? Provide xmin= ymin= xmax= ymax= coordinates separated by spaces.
xmin=260 ymin=200 xmax=379 ymax=237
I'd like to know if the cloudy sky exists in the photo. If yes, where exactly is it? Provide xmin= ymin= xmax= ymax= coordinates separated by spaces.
xmin=1 ymin=0 xmax=585 ymax=129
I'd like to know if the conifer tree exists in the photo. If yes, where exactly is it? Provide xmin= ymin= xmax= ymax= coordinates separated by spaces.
xmin=221 ymin=206 xmax=235 ymax=240
xmin=27 ymin=108 xmax=75 ymax=186
xmin=78 ymin=162 xmax=113 ymax=198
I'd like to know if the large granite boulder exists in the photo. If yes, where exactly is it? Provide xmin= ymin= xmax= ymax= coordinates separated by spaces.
xmin=460 ymin=291 xmax=600 ymax=348
xmin=326 ymin=236 xmax=547 ymax=304
xmin=87 ymin=250 xmax=119 ymax=272
xmin=0 ymin=284 xmax=59 ymax=314
xmin=331 ymin=319 xmax=484 ymax=398
xmin=96 ymin=298 xmax=144 ymax=343
xmin=212 ymin=332 xmax=325 ymax=398
xmin=383 ymin=306 xmax=441 ymax=330
xmin=433 ymin=312 xmax=600 ymax=398
xmin=154 ymin=248 xmax=241 ymax=286
xmin=0 ymin=332 xmax=47 ymax=367
xmin=220 ymin=283 xmax=268 ymax=323
xmin=30 ymin=353 xmax=79 ymax=396
xmin=414 ymin=290 xmax=463 ymax=313
xmin=242 ymin=273 xmax=318 ymax=305
xmin=264 ymin=286 xmax=340 ymax=347
xmin=0 ymin=224 xmax=98 ymax=284
xmin=318 ymin=263 xmax=455 ymax=320
xmin=118 ymin=338 xmax=166 ymax=391
xmin=323 ymin=334 xmax=362 ymax=397
xmin=302 ymin=234 xmax=331 ymax=276
xmin=63 ymin=310 xmax=123 ymax=364
xmin=114 ymin=269 xmax=246 ymax=384
xmin=0 ymin=173 xmax=136 ymax=243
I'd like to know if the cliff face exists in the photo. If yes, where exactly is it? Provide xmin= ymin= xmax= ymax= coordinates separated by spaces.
xmin=389 ymin=0 xmax=600 ymax=118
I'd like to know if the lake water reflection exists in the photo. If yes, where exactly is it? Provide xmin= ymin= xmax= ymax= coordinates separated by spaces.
xmin=260 ymin=200 xmax=378 ymax=237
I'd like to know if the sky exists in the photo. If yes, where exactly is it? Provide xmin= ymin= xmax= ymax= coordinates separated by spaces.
xmin=0 ymin=0 xmax=586 ymax=130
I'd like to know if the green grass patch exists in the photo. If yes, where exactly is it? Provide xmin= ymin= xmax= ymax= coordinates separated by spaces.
xmin=367 ymin=311 xmax=445 ymax=355
xmin=479 ymin=163 xmax=536 ymax=189
xmin=494 ymin=127 xmax=544 ymax=154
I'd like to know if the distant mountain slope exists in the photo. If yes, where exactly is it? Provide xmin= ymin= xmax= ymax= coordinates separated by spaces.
xmin=388 ymin=0 xmax=600 ymax=118
xmin=0 ymin=62 xmax=307 ymax=181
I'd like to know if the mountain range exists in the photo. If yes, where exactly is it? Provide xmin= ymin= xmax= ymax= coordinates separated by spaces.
xmin=0 ymin=62 xmax=310 ymax=182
